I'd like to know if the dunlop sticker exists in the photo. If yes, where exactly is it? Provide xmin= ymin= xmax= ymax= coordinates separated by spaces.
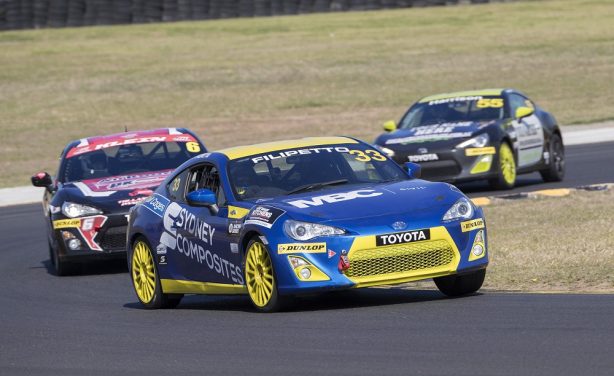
xmin=465 ymin=147 xmax=496 ymax=157
xmin=277 ymin=243 xmax=327 ymax=254
xmin=53 ymin=219 xmax=81 ymax=229
xmin=461 ymin=218 xmax=485 ymax=232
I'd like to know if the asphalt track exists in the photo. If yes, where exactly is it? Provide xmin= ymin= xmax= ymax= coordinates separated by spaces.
xmin=1 ymin=141 xmax=614 ymax=376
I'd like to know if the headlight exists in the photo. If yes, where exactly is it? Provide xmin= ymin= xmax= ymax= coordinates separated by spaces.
xmin=373 ymin=144 xmax=395 ymax=158
xmin=456 ymin=133 xmax=489 ymax=149
xmin=62 ymin=202 xmax=102 ymax=218
xmin=442 ymin=198 xmax=474 ymax=221
xmin=284 ymin=220 xmax=345 ymax=241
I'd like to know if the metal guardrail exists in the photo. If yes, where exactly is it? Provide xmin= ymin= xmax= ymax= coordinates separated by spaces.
xmin=0 ymin=0 xmax=503 ymax=31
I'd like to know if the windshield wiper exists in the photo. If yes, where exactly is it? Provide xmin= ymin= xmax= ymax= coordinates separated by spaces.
xmin=286 ymin=179 xmax=349 ymax=196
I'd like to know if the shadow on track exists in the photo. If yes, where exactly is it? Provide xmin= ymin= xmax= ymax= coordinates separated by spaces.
xmin=123 ymin=288 xmax=480 ymax=313
xmin=40 ymin=258 xmax=128 ymax=277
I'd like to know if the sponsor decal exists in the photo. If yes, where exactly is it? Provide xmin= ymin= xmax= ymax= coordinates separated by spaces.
xmin=385 ymin=122 xmax=476 ymax=145
xmin=465 ymin=147 xmax=496 ymax=156
xmin=66 ymin=134 xmax=197 ymax=158
xmin=277 ymin=243 xmax=327 ymax=254
xmin=142 ymin=194 xmax=170 ymax=218
xmin=376 ymin=229 xmax=431 ymax=246
xmin=327 ymin=249 xmax=336 ymax=259
xmin=118 ymin=197 xmax=147 ymax=207
xmin=461 ymin=218 xmax=485 ymax=232
xmin=228 ymin=205 xmax=250 ymax=219
xmin=230 ymin=243 xmax=239 ymax=254
xmin=129 ymin=188 xmax=154 ymax=197
xmin=53 ymin=219 xmax=82 ymax=229
xmin=54 ymin=216 xmax=108 ymax=251
xmin=158 ymin=255 xmax=167 ymax=265
xmin=399 ymin=186 xmax=426 ymax=191
xmin=288 ymin=189 xmax=383 ymax=209
xmin=244 ymin=206 xmax=285 ymax=229
xmin=250 ymin=147 xmax=351 ymax=164
xmin=428 ymin=96 xmax=483 ymax=106
xmin=228 ymin=222 xmax=242 ymax=234
xmin=408 ymin=153 xmax=439 ymax=162
xmin=159 ymin=202 xmax=243 ymax=284
xmin=74 ymin=170 xmax=172 ymax=197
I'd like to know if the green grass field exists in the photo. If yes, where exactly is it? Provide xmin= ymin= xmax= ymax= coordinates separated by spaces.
xmin=1 ymin=0 xmax=614 ymax=187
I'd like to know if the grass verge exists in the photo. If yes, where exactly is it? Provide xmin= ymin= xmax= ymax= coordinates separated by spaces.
xmin=1 ymin=0 xmax=614 ymax=187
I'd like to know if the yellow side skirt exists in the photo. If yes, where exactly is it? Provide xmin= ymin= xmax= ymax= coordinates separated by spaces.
xmin=161 ymin=279 xmax=247 ymax=295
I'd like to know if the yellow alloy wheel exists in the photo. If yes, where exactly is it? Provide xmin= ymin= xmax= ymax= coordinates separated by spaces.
xmin=132 ymin=240 xmax=157 ymax=304
xmin=245 ymin=241 xmax=275 ymax=308
xmin=499 ymin=143 xmax=516 ymax=185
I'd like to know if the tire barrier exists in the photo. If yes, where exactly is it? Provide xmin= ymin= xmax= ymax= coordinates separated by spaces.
xmin=0 ymin=0 xmax=505 ymax=31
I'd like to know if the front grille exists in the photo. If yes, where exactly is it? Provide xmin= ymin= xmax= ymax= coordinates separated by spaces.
xmin=346 ymin=240 xmax=455 ymax=278
xmin=98 ymin=226 xmax=128 ymax=250
xmin=420 ymin=160 xmax=461 ymax=180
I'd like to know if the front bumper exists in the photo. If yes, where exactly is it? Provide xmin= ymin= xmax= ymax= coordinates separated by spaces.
xmin=52 ymin=213 xmax=129 ymax=260
xmin=269 ymin=215 xmax=489 ymax=295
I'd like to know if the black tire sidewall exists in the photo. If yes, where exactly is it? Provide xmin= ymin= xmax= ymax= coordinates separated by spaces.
xmin=130 ymin=236 xmax=165 ymax=309
xmin=244 ymin=238 xmax=282 ymax=313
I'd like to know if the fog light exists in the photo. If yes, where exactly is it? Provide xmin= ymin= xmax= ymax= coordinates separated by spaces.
xmin=68 ymin=239 xmax=81 ymax=250
xmin=472 ymin=244 xmax=484 ymax=257
xmin=299 ymin=267 xmax=311 ymax=280
xmin=61 ymin=231 xmax=75 ymax=240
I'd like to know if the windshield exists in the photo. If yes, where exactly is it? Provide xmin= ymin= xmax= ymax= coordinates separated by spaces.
xmin=228 ymin=143 xmax=406 ymax=201
xmin=60 ymin=141 xmax=201 ymax=183
xmin=399 ymin=96 xmax=505 ymax=129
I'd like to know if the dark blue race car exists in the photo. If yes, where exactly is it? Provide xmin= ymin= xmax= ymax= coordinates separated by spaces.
xmin=31 ymin=128 xmax=206 ymax=275
xmin=375 ymin=89 xmax=565 ymax=189
xmin=127 ymin=137 xmax=489 ymax=312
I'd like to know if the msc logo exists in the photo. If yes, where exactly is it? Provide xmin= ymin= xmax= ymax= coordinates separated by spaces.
xmin=277 ymin=243 xmax=327 ymax=254
xmin=287 ymin=189 xmax=383 ymax=209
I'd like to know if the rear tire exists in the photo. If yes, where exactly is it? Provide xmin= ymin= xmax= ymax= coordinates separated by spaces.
xmin=489 ymin=142 xmax=516 ymax=190
xmin=434 ymin=269 xmax=486 ymax=297
xmin=130 ymin=237 xmax=182 ymax=309
xmin=540 ymin=133 xmax=565 ymax=182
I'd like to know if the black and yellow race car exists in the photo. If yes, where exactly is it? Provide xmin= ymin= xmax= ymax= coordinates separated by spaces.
xmin=374 ymin=89 xmax=565 ymax=189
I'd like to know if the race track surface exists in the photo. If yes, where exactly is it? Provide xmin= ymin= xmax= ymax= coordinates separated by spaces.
xmin=1 ymin=141 xmax=614 ymax=375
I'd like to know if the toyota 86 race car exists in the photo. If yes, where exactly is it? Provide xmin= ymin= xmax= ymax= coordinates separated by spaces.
xmin=31 ymin=128 xmax=206 ymax=275
xmin=127 ymin=136 xmax=489 ymax=312
xmin=375 ymin=89 xmax=565 ymax=189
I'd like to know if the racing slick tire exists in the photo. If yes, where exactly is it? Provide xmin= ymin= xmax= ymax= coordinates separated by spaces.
xmin=244 ymin=238 xmax=284 ymax=313
xmin=434 ymin=269 xmax=486 ymax=297
xmin=540 ymin=133 xmax=565 ymax=182
xmin=489 ymin=142 xmax=516 ymax=190
xmin=49 ymin=241 xmax=72 ymax=276
xmin=130 ymin=237 xmax=183 ymax=309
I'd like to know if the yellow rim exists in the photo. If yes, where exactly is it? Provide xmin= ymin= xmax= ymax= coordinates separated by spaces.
xmin=499 ymin=143 xmax=516 ymax=185
xmin=245 ymin=242 xmax=275 ymax=307
xmin=132 ymin=241 xmax=157 ymax=304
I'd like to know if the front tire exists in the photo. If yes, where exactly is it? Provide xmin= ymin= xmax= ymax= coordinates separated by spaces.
xmin=244 ymin=239 xmax=283 ymax=313
xmin=434 ymin=269 xmax=486 ymax=297
xmin=130 ymin=237 xmax=182 ymax=309
xmin=489 ymin=142 xmax=516 ymax=190
xmin=540 ymin=133 xmax=565 ymax=182
xmin=50 ymin=241 xmax=72 ymax=276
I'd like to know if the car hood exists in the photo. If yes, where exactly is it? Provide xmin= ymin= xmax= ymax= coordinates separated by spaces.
xmin=375 ymin=120 xmax=498 ymax=150
xmin=59 ymin=170 xmax=172 ymax=213
xmin=252 ymin=180 xmax=465 ymax=230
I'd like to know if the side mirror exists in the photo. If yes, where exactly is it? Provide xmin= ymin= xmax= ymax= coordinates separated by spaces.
xmin=382 ymin=120 xmax=397 ymax=132
xmin=31 ymin=172 xmax=53 ymax=189
xmin=186 ymin=188 xmax=219 ymax=215
xmin=515 ymin=106 xmax=534 ymax=120
xmin=404 ymin=162 xmax=421 ymax=179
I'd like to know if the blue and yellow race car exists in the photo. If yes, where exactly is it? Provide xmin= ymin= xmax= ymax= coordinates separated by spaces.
xmin=127 ymin=137 xmax=488 ymax=312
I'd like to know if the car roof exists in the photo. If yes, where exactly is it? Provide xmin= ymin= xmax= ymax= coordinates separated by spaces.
xmin=418 ymin=88 xmax=507 ymax=103
xmin=218 ymin=136 xmax=359 ymax=160
xmin=76 ymin=128 xmax=190 ymax=145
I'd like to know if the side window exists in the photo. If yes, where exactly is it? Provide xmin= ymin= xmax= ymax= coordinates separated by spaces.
xmin=185 ymin=164 xmax=226 ymax=207
xmin=168 ymin=169 xmax=189 ymax=202
xmin=509 ymin=94 xmax=528 ymax=118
